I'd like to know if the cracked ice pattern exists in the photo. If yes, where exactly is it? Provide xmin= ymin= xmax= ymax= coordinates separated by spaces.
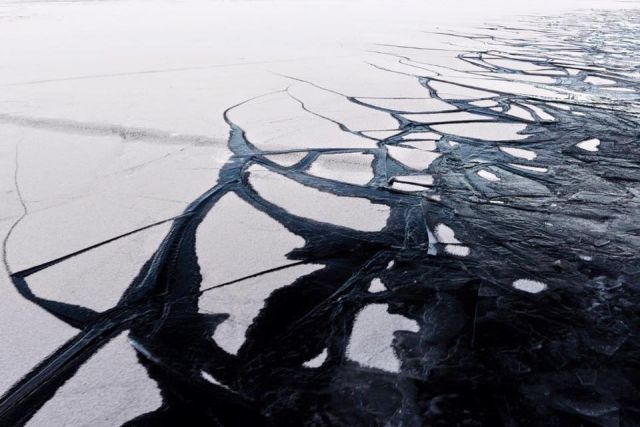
xmin=1 ymin=6 xmax=640 ymax=427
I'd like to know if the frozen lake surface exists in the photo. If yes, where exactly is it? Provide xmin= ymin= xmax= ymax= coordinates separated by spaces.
xmin=1 ymin=0 xmax=639 ymax=425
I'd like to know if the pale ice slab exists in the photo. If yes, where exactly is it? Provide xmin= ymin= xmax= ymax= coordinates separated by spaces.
xmin=3 ymin=126 xmax=224 ymax=272
xmin=347 ymin=304 xmax=419 ymax=373
xmin=27 ymin=222 xmax=171 ymax=312
xmin=521 ymin=103 xmax=555 ymax=121
xmin=401 ymin=131 xmax=441 ymax=140
xmin=506 ymin=105 xmax=534 ymax=121
xmin=288 ymin=84 xmax=398 ymax=131
xmin=228 ymin=91 xmax=375 ymax=151
xmin=199 ymin=264 xmax=322 ymax=355
xmin=361 ymin=130 xmax=401 ymax=140
xmin=401 ymin=111 xmax=494 ymax=124
xmin=439 ymin=76 xmax=560 ymax=98
xmin=434 ymin=223 xmax=461 ymax=244
xmin=401 ymin=140 xmax=437 ymax=151
xmin=510 ymin=163 xmax=548 ymax=173
xmin=303 ymin=349 xmax=328 ymax=368
xmin=393 ymin=174 xmax=434 ymax=186
xmin=357 ymin=97 xmax=453 ymax=113
xmin=0 ymin=172 xmax=80 ymax=398
xmin=576 ymin=138 xmax=600 ymax=152
xmin=391 ymin=182 xmax=430 ymax=192
xmin=500 ymin=146 xmax=537 ymax=160
xmin=265 ymin=152 xmax=307 ymax=167
xmin=444 ymin=244 xmax=471 ymax=257
xmin=478 ymin=169 xmax=500 ymax=182
xmin=201 ymin=370 xmax=230 ymax=389
xmin=196 ymin=192 xmax=305 ymax=287
xmin=307 ymin=152 xmax=375 ymax=186
xmin=486 ymin=58 xmax=547 ymax=72
xmin=27 ymin=333 xmax=162 ymax=427
xmin=368 ymin=278 xmax=387 ymax=293
xmin=512 ymin=279 xmax=548 ymax=293
xmin=585 ymin=76 xmax=615 ymax=85
xmin=387 ymin=146 xmax=441 ymax=170
xmin=548 ymin=102 xmax=571 ymax=111
xmin=248 ymin=165 xmax=390 ymax=231
xmin=433 ymin=122 xmax=528 ymax=141
xmin=429 ymin=81 xmax=496 ymax=100
xmin=470 ymin=99 xmax=499 ymax=107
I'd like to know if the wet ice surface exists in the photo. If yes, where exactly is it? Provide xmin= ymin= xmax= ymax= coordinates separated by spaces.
xmin=1 ymin=0 xmax=640 ymax=425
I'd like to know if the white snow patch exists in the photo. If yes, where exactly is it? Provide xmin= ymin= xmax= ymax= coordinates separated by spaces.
xmin=522 ymin=103 xmax=555 ymax=121
xmin=201 ymin=370 xmax=230 ymax=390
xmin=500 ymin=146 xmax=537 ymax=160
xmin=477 ymin=169 xmax=500 ymax=182
xmin=470 ymin=99 xmax=498 ymax=108
xmin=387 ymin=145 xmax=441 ymax=170
xmin=249 ymin=165 xmax=390 ymax=231
xmin=434 ymin=223 xmax=460 ymax=244
xmin=27 ymin=333 xmax=162 ymax=427
xmin=585 ymin=76 xmax=615 ymax=86
xmin=347 ymin=304 xmax=419 ymax=373
xmin=444 ymin=245 xmax=470 ymax=257
xmin=368 ymin=278 xmax=387 ymax=293
xmin=433 ymin=122 xmax=528 ymax=141
xmin=576 ymin=138 xmax=600 ymax=152
xmin=303 ymin=349 xmax=328 ymax=368
xmin=265 ymin=152 xmax=307 ymax=167
xmin=510 ymin=163 xmax=548 ymax=173
xmin=512 ymin=279 xmax=547 ymax=293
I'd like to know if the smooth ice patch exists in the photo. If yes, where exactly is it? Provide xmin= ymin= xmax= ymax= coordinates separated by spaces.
xmin=27 ymin=333 xmax=162 ymax=427
xmin=548 ymin=102 xmax=571 ymax=111
xmin=585 ymin=76 xmax=615 ymax=86
xmin=522 ymin=103 xmax=555 ymax=121
xmin=196 ymin=192 xmax=305 ymax=287
xmin=506 ymin=105 xmax=534 ymax=121
xmin=429 ymin=80 xmax=496 ymax=100
xmin=201 ymin=370 xmax=230 ymax=390
xmin=434 ymin=223 xmax=460 ymax=244
xmin=470 ymin=99 xmax=498 ymax=108
xmin=401 ymin=140 xmax=437 ymax=151
xmin=576 ymin=138 xmax=600 ymax=152
xmin=368 ymin=278 xmax=387 ymax=293
xmin=200 ymin=264 xmax=322 ymax=355
xmin=303 ymin=349 xmax=328 ymax=368
xmin=500 ymin=146 xmax=537 ymax=160
xmin=392 ymin=182 xmax=428 ymax=192
xmin=361 ymin=130 xmax=401 ymax=140
xmin=510 ymin=163 xmax=548 ymax=173
xmin=288 ymin=84 xmax=398 ymax=131
xmin=265 ymin=152 xmax=307 ymax=167
xmin=387 ymin=145 xmax=441 ymax=170
xmin=512 ymin=279 xmax=547 ymax=293
xmin=393 ymin=174 xmax=434 ymax=186
xmin=249 ymin=165 xmax=390 ymax=231
xmin=433 ymin=122 xmax=528 ymax=141
xmin=487 ymin=58 xmax=545 ymax=72
xmin=402 ymin=111 xmax=494 ymax=124
xmin=26 ymin=223 xmax=171 ymax=313
xmin=401 ymin=131 xmax=441 ymax=140
xmin=346 ymin=304 xmax=419 ymax=373
xmin=229 ymin=92 xmax=376 ymax=151
xmin=477 ymin=169 xmax=500 ymax=182
xmin=444 ymin=244 xmax=470 ymax=257
xmin=307 ymin=152 xmax=374 ymax=185
xmin=356 ymin=97 xmax=452 ymax=113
